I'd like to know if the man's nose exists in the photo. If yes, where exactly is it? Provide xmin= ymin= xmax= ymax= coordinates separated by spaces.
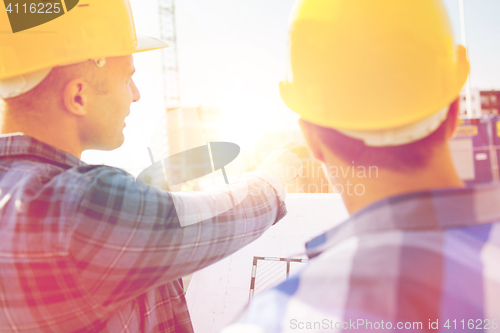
xmin=131 ymin=79 xmax=141 ymax=102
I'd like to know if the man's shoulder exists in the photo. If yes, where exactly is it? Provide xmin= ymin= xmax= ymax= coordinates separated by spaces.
xmin=231 ymin=225 xmax=500 ymax=332
xmin=307 ymin=226 xmax=491 ymax=284
xmin=286 ymin=224 xmax=499 ymax=309
xmin=1 ymin=156 xmax=132 ymax=189
xmin=0 ymin=157 xmax=137 ymax=221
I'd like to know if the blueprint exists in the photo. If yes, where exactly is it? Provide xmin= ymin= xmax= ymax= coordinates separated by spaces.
xmin=185 ymin=193 xmax=349 ymax=333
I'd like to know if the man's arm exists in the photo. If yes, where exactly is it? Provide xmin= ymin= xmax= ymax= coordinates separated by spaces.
xmin=69 ymin=144 xmax=301 ymax=307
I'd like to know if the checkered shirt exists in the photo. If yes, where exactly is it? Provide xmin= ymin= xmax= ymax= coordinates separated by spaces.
xmin=0 ymin=134 xmax=287 ymax=333
xmin=223 ymin=184 xmax=500 ymax=332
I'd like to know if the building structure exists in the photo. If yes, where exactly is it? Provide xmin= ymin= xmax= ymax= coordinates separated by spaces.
xmin=196 ymin=106 xmax=224 ymax=142
xmin=479 ymin=90 xmax=500 ymax=116
xmin=459 ymin=89 xmax=482 ymax=118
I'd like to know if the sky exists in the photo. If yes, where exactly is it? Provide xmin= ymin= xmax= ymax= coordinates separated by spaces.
xmin=442 ymin=0 xmax=500 ymax=90
xmin=82 ymin=0 xmax=500 ymax=175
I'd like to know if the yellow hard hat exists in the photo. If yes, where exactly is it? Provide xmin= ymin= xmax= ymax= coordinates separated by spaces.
xmin=280 ymin=0 xmax=470 ymax=132
xmin=0 ymin=0 xmax=167 ymax=81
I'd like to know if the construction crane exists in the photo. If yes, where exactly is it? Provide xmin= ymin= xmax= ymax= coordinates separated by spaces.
xmin=157 ymin=0 xmax=185 ymax=157
xmin=158 ymin=0 xmax=181 ymax=110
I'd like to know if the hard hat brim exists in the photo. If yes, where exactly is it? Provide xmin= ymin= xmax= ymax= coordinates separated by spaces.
xmin=135 ymin=35 xmax=169 ymax=53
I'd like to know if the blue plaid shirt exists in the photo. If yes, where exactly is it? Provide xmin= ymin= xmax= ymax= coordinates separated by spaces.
xmin=0 ymin=133 xmax=287 ymax=333
xmin=223 ymin=184 xmax=500 ymax=332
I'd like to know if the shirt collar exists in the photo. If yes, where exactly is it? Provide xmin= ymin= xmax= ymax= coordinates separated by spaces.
xmin=0 ymin=133 xmax=85 ymax=169
xmin=306 ymin=184 xmax=500 ymax=258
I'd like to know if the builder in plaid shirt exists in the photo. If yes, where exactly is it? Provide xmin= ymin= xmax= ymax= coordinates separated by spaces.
xmin=0 ymin=0 xmax=302 ymax=332
xmin=223 ymin=0 xmax=500 ymax=332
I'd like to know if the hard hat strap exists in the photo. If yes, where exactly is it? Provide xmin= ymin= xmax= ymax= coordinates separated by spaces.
xmin=0 ymin=58 xmax=107 ymax=99
xmin=338 ymin=106 xmax=450 ymax=147
xmin=0 ymin=68 xmax=52 ymax=100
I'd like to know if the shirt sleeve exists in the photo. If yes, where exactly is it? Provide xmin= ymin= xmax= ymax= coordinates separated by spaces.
xmin=69 ymin=166 xmax=287 ymax=307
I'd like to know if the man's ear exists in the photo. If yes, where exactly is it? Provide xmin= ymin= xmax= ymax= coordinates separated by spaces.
xmin=445 ymin=98 xmax=460 ymax=140
xmin=63 ymin=78 xmax=89 ymax=116
xmin=298 ymin=118 xmax=325 ymax=163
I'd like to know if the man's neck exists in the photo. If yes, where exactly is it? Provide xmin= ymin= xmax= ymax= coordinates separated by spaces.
xmin=325 ymin=144 xmax=465 ymax=215
xmin=1 ymin=108 xmax=83 ymax=159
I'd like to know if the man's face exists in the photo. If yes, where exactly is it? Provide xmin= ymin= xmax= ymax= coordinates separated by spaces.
xmin=83 ymin=55 xmax=140 ymax=151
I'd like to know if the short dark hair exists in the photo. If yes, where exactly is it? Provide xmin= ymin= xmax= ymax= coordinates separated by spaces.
xmin=301 ymin=99 xmax=458 ymax=171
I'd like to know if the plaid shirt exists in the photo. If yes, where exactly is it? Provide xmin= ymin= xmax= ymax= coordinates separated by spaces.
xmin=223 ymin=184 xmax=500 ymax=332
xmin=0 ymin=133 xmax=287 ymax=333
